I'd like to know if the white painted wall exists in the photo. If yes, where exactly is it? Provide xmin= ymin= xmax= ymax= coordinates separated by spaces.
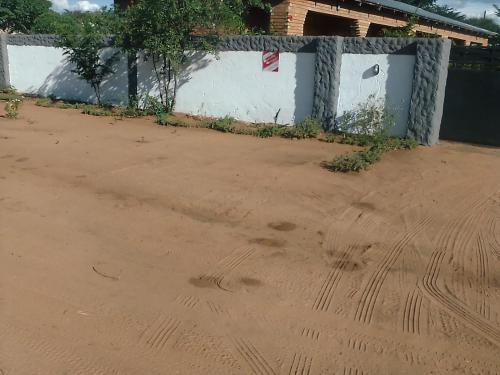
xmin=138 ymin=51 xmax=316 ymax=125
xmin=7 ymin=46 xmax=419 ymax=134
xmin=337 ymin=54 xmax=416 ymax=136
xmin=7 ymin=45 xmax=128 ymax=105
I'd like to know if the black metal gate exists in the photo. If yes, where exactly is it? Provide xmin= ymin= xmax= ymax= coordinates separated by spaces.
xmin=439 ymin=46 xmax=500 ymax=147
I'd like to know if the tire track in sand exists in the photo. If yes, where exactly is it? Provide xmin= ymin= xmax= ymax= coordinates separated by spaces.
xmin=485 ymin=216 xmax=500 ymax=259
xmin=175 ymin=295 xmax=200 ymax=309
xmin=196 ymin=247 xmax=255 ymax=291
xmin=420 ymin=193 xmax=500 ymax=345
xmin=340 ymin=366 xmax=365 ymax=375
xmin=230 ymin=337 xmax=277 ymax=375
xmin=0 ymin=322 xmax=120 ymax=375
xmin=312 ymin=244 xmax=359 ymax=312
xmin=401 ymin=287 xmax=423 ymax=334
xmin=449 ymin=196 xmax=492 ymax=306
xmin=141 ymin=316 xmax=182 ymax=352
xmin=313 ymin=208 xmax=381 ymax=313
xmin=422 ymin=248 xmax=500 ymax=345
xmin=288 ymin=353 xmax=313 ymax=375
xmin=354 ymin=215 xmax=432 ymax=324
xmin=476 ymin=233 xmax=490 ymax=319
xmin=300 ymin=327 xmax=320 ymax=341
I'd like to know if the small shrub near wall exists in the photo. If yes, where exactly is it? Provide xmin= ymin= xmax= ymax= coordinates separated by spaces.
xmin=281 ymin=117 xmax=322 ymax=139
xmin=323 ymin=98 xmax=418 ymax=172
xmin=1 ymin=87 xmax=23 ymax=119
xmin=4 ymin=98 xmax=22 ymax=118
xmin=335 ymin=96 xmax=394 ymax=142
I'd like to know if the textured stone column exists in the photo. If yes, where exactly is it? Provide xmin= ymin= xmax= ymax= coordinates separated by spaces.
xmin=407 ymin=38 xmax=452 ymax=145
xmin=0 ymin=33 xmax=10 ymax=89
xmin=311 ymin=36 xmax=344 ymax=130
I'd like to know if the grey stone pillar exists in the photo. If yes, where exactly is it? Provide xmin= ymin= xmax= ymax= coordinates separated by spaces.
xmin=407 ymin=38 xmax=452 ymax=145
xmin=311 ymin=36 xmax=343 ymax=130
xmin=0 ymin=33 xmax=10 ymax=89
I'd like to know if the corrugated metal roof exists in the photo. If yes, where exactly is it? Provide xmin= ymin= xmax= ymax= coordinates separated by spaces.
xmin=354 ymin=0 xmax=497 ymax=36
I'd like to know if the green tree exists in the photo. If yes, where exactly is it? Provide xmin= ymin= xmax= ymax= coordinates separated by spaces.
xmin=382 ymin=16 xmax=418 ymax=37
xmin=464 ymin=16 xmax=500 ymax=45
xmin=31 ymin=11 xmax=78 ymax=34
xmin=0 ymin=0 xmax=51 ymax=33
xmin=426 ymin=4 xmax=465 ymax=21
xmin=396 ymin=0 xmax=466 ymax=21
xmin=118 ymin=0 xmax=266 ymax=113
xmin=397 ymin=0 xmax=435 ymax=8
xmin=465 ymin=16 xmax=500 ymax=32
xmin=57 ymin=10 xmax=119 ymax=106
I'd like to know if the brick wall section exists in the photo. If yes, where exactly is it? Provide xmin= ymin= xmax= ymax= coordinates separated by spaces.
xmin=274 ymin=0 xmax=488 ymax=46
xmin=287 ymin=3 xmax=308 ymax=36
xmin=353 ymin=20 xmax=371 ymax=37
xmin=270 ymin=1 xmax=291 ymax=35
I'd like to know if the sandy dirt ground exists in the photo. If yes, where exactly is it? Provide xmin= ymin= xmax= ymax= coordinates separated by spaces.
xmin=1 ymin=101 xmax=500 ymax=375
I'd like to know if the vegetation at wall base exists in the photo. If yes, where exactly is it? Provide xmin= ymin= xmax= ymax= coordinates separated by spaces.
xmin=4 ymin=97 xmax=22 ymax=118
xmin=206 ymin=116 xmax=236 ymax=132
xmin=81 ymin=104 xmax=116 ymax=117
xmin=32 ymin=95 xmax=418 ymax=173
xmin=321 ymin=97 xmax=418 ymax=172
xmin=34 ymin=97 xmax=156 ymax=119
xmin=280 ymin=117 xmax=322 ymax=139
xmin=323 ymin=138 xmax=418 ymax=172
xmin=35 ymin=97 xmax=82 ymax=109
xmin=0 ymin=87 xmax=23 ymax=118
xmin=0 ymin=86 xmax=23 ymax=101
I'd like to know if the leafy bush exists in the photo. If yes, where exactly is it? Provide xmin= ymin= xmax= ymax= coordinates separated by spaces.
xmin=322 ymin=97 xmax=419 ymax=172
xmin=35 ymin=97 xmax=54 ymax=107
xmin=0 ymin=86 xmax=22 ymax=101
xmin=142 ymin=95 xmax=164 ymax=116
xmin=233 ymin=127 xmax=258 ymax=136
xmin=152 ymin=112 xmax=191 ymax=127
xmin=336 ymin=96 xmax=394 ymax=143
xmin=254 ymin=125 xmax=286 ymax=138
xmin=155 ymin=112 xmax=170 ymax=126
xmin=81 ymin=104 xmax=114 ymax=116
xmin=4 ymin=98 xmax=22 ymax=118
xmin=120 ymin=105 xmax=144 ymax=118
xmin=324 ymin=133 xmax=337 ymax=143
xmin=379 ymin=137 xmax=419 ymax=151
xmin=207 ymin=116 xmax=235 ymax=133
xmin=281 ymin=117 xmax=322 ymax=139
xmin=323 ymin=146 xmax=384 ymax=172
xmin=35 ymin=97 xmax=155 ymax=119
xmin=255 ymin=126 xmax=276 ymax=138
xmin=336 ymin=133 xmax=373 ymax=146
xmin=324 ymin=137 xmax=418 ymax=172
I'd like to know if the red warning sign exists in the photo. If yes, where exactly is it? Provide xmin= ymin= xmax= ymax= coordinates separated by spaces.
xmin=262 ymin=51 xmax=279 ymax=72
